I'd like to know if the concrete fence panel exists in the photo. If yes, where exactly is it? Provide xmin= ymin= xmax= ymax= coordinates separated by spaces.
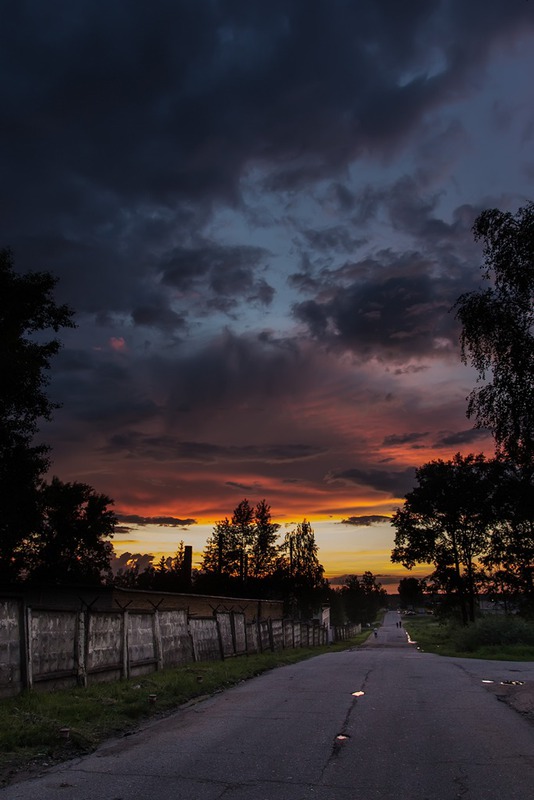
xmin=0 ymin=600 xmax=22 ymax=697
xmin=333 ymin=623 xmax=361 ymax=640
xmin=271 ymin=619 xmax=283 ymax=650
xmin=259 ymin=619 xmax=272 ymax=651
xmin=216 ymin=612 xmax=234 ymax=657
xmin=245 ymin=622 xmax=259 ymax=654
xmin=293 ymin=622 xmax=301 ymax=648
xmin=127 ymin=613 xmax=156 ymax=676
xmin=158 ymin=610 xmax=194 ymax=667
xmin=189 ymin=617 xmax=221 ymax=662
xmin=87 ymin=613 xmax=122 ymax=676
xmin=30 ymin=610 xmax=77 ymax=683
xmin=283 ymin=619 xmax=293 ymax=648
xmin=233 ymin=613 xmax=246 ymax=655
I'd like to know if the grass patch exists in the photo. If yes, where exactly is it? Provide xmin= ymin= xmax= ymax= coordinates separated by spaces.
xmin=403 ymin=615 xmax=534 ymax=660
xmin=0 ymin=636 xmax=364 ymax=785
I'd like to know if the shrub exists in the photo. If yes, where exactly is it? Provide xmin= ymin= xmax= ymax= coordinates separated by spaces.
xmin=451 ymin=616 xmax=534 ymax=652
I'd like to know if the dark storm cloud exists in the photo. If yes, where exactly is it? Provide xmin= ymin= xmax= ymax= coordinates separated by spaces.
xmin=117 ymin=514 xmax=196 ymax=527
xmin=435 ymin=428 xmax=490 ymax=447
xmin=293 ymin=255 xmax=463 ymax=361
xmin=156 ymin=329 xmax=319 ymax=419
xmin=160 ymin=242 xmax=273 ymax=305
xmin=326 ymin=466 xmax=416 ymax=497
xmin=3 ymin=1 xmax=532 ymax=237
xmin=302 ymin=228 xmax=367 ymax=255
xmin=383 ymin=181 xmax=487 ymax=259
xmin=131 ymin=301 xmax=188 ymax=334
xmin=382 ymin=432 xmax=429 ymax=446
xmin=290 ymin=184 xmax=486 ymax=362
xmin=341 ymin=515 xmax=391 ymax=526
xmin=0 ymin=0 xmax=530 ymax=350
xmin=105 ymin=433 xmax=326 ymax=464
xmin=48 ymin=329 xmax=319 ymax=443
xmin=50 ymin=349 xmax=161 ymax=429
xmin=225 ymin=481 xmax=261 ymax=492
xmin=392 ymin=364 xmax=429 ymax=376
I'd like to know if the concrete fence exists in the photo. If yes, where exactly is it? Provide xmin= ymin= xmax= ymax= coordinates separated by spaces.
xmin=0 ymin=597 xmax=357 ymax=698
xmin=333 ymin=623 xmax=362 ymax=640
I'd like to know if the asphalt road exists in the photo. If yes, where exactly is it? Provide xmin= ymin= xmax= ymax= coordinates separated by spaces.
xmin=3 ymin=610 xmax=534 ymax=799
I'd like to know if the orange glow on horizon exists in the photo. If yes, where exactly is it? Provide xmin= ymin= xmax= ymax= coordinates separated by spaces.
xmin=114 ymin=490 xmax=403 ymax=526
xmin=112 ymin=510 xmax=428 ymax=594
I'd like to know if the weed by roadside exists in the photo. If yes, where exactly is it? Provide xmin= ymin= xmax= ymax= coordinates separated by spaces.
xmin=403 ymin=615 xmax=534 ymax=660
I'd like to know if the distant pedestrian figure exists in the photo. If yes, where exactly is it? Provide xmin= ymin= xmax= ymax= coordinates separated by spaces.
xmin=395 ymin=622 xmax=399 ymax=628
xmin=373 ymin=627 xmax=378 ymax=638
xmin=399 ymin=620 xmax=402 ymax=628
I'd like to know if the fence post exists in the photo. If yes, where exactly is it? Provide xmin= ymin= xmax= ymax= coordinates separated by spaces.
xmin=26 ymin=606 xmax=33 ymax=690
xmin=76 ymin=610 xmax=88 ymax=687
xmin=230 ymin=612 xmax=237 ymax=656
xmin=121 ymin=610 xmax=130 ymax=679
xmin=188 ymin=617 xmax=198 ymax=662
xmin=215 ymin=614 xmax=226 ymax=661
xmin=153 ymin=610 xmax=163 ymax=671
xmin=18 ymin=600 xmax=30 ymax=691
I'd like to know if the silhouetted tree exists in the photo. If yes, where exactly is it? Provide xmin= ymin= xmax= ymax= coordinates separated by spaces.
xmin=481 ymin=461 xmax=534 ymax=602
xmin=398 ymin=576 xmax=426 ymax=610
xmin=391 ymin=453 xmax=496 ymax=624
xmin=200 ymin=499 xmax=282 ymax=594
xmin=329 ymin=572 xmax=387 ymax=626
xmin=0 ymin=248 xmax=75 ymax=579
xmin=455 ymin=203 xmax=534 ymax=470
xmin=454 ymin=205 xmax=534 ymax=607
xmin=337 ymin=575 xmax=364 ymax=624
xmin=327 ymin=586 xmax=348 ymax=626
xmin=231 ymin=498 xmax=255 ymax=580
xmin=365 ymin=571 xmax=388 ymax=621
xmin=199 ymin=504 xmax=327 ymax=611
xmin=249 ymin=500 xmax=281 ymax=578
xmin=22 ymin=477 xmax=116 ymax=584
xmin=482 ymin=568 xmax=522 ymax=614
xmin=282 ymin=520 xmax=327 ymax=618
xmin=201 ymin=518 xmax=241 ymax=582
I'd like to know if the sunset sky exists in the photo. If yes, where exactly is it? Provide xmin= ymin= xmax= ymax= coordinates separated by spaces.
xmin=2 ymin=2 xmax=534 ymax=590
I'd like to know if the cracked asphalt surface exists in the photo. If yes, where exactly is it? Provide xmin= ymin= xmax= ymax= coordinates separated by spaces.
xmin=2 ymin=610 xmax=534 ymax=799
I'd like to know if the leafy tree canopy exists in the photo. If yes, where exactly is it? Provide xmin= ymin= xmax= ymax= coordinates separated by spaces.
xmin=21 ymin=477 xmax=116 ymax=585
xmin=0 ymin=248 xmax=75 ymax=438
xmin=455 ymin=204 xmax=534 ymax=469
xmin=398 ymin=576 xmax=426 ymax=609
xmin=0 ymin=249 xmax=75 ymax=580
xmin=391 ymin=453 xmax=496 ymax=623
xmin=338 ymin=572 xmax=387 ymax=625
xmin=201 ymin=498 xmax=282 ymax=586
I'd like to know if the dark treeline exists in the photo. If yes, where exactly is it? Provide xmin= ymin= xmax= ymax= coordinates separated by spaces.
xmin=392 ymin=453 xmax=534 ymax=624
xmin=392 ymin=204 xmax=534 ymax=624
xmin=114 ymin=497 xmax=387 ymax=623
